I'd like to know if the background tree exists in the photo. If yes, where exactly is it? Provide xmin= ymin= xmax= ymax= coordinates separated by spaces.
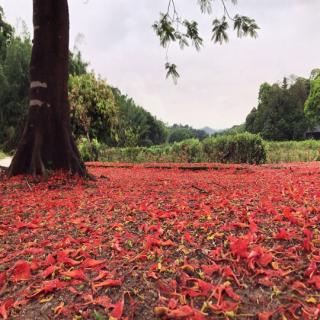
xmin=0 ymin=7 xmax=167 ymax=152
xmin=192 ymin=127 xmax=209 ymax=140
xmin=0 ymin=22 xmax=93 ymax=152
xmin=168 ymin=126 xmax=195 ymax=143
xmin=245 ymin=77 xmax=310 ymax=140
xmin=0 ymin=6 xmax=13 ymax=61
xmin=167 ymin=124 xmax=208 ymax=143
xmin=310 ymin=68 xmax=320 ymax=81
xmin=112 ymin=87 xmax=167 ymax=147
xmin=7 ymin=0 xmax=258 ymax=176
xmin=69 ymin=50 xmax=88 ymax=77
xmin=69 ymin=73 xmax=119 ymax=145
xmin=305 ymin=70 xmax=320 ymax=126
xmin=288 ymin=77 xmax=310 ymax=138
xmin=8 ymin=0 xmax=85 ymax=176
xmin=0 ymin=18 xmax=31 ymax=151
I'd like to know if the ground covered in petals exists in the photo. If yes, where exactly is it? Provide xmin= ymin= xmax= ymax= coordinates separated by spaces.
xmin=0 ymin=163 xmax=320 ymax=319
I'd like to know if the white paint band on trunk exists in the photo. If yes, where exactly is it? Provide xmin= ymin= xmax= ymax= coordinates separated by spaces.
xmin=30 ymin=100 xmax=43 ymax=107
xmin=30 ymin=81 xmax=47 ymax=89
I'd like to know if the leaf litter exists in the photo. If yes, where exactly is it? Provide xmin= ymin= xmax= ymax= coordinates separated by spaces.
xmin=0 ymin=162 xmax=320 ymax=319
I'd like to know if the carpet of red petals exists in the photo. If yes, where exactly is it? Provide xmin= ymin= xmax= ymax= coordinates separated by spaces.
xmin=1 ymin=162 xmax=320 ymax=320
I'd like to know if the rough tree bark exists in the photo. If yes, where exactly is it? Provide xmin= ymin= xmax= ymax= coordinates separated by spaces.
xmin=8 ymin=0 xmax=86 ymax=176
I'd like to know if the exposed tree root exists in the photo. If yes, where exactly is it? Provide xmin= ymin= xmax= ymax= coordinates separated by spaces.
xmin=8 ymin=126 xmax=87 ymax=178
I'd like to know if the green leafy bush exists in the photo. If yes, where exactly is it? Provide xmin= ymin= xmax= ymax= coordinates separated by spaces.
xmin=69 ymin=73 xmax=119 ymax=145
xmin=203 ymin=133 xmax=266 ymax=164
xmin=172 ymin=139 xmax=203 ymax=162
xmin=78 ymin=138 xmax=102 ymax=162
xmin=100 ymin=145 xmax=174 ymax=163
xmin=99 ymin=134 xmax=266 ymax=164
xmin=99 ymin=138 xmax=320 ymax=164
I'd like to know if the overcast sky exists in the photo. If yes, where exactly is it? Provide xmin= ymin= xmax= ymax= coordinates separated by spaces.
xmin=2 ymin=0 xmax=320 ymax=129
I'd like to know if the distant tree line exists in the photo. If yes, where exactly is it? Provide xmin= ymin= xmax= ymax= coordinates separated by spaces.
xmin=245 ymin=71 xmax=320 ymax=140
xmin=111 ymin=88 xmax=167 ymax=147
xmin=167 ymin=124 xmax=208 ymax=143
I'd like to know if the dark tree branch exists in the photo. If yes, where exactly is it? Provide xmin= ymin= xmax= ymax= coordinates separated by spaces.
xmin=221 ymin=0 xmax=235 ymax=21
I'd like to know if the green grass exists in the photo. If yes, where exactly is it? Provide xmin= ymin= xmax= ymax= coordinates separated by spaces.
xmin=266 ymin=140 xmax=320 ymax=163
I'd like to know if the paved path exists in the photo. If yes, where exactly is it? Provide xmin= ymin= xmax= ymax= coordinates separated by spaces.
xmin=0 ymin=157 xmax=12 ymax=168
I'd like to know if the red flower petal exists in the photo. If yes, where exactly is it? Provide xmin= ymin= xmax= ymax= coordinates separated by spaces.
xmin=93 ymin=279 xmax=122 ymax=288
xmin=12 ymin=260 xmax=31 ymax=282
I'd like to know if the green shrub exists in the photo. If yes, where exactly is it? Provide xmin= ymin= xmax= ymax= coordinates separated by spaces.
xmin=203 ymin=133 xmax=266 ymax=164
xmin=78 ymin=137 xmax=102 ymax=162
xmin=69 ymin=73 xmax=119 ymax=146
xmin=100 ymin=145 xmax=175 ymax=163
xmin=98 ymin=139 xmax=320 ymax=164
xmin=172 ymin=139 xmax=203 ymax=163
xmin=99 ymin=134 xmax=266 ymax=164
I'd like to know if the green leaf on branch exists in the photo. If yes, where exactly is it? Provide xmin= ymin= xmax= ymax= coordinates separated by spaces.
xmin=184 ymin=20 xmax=203 ymax=51
xmin=212 ymin=17 xmax=229 ymax=44
xmin=153 ymin=14 xmax=176 ymax=48
xmin=233 ymin=14 xmax=259 ymax=38
xmin=165 ymin=63 xmax=180 ymax=84
xmin=197 ymin=0 xmax=212 ymax=14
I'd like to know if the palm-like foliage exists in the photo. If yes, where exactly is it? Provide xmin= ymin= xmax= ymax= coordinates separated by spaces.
xmin=165 ymin=62 xmax=180 ymax=84
xmin=212 ymin=17 xmax=229 ymax=44
xmin=233 ymin=14 xmax=259 ymax=38
xmin=152 ymin=14 xmax=176 ymax=48
xmin=197 ymin=0 xmax=212 ymax=14
xmin=184 ymin=20 xmax=203 ymax=51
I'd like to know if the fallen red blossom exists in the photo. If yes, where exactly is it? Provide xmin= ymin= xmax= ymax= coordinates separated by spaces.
xmin=60 ymin=269 xmax=87 ymax=281
xmin=11 ymin=260 xmax=31 ymax=282
xmin=80 ymin=258 xmax=106 ymax=268
xmin=0 ymin=299 xmax=14 ymax=320
xmin=41 ymin=265 xmax=56 ymax=278
xmin=154 ymin=305 xmax=195 ymax=319
xmin=93 ymin=279 xmax=122 ymax=288
xmin=110 ymin=296 xmax=125 ymax=319
xmin=28 ymin=279 xmax=64 ymax=298
xmin=1 ymin=162 xmax=320 ymax=319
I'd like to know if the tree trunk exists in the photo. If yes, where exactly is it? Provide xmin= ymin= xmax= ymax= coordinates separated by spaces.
xmin=8 ymin=0 xmax=86 ymax=176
